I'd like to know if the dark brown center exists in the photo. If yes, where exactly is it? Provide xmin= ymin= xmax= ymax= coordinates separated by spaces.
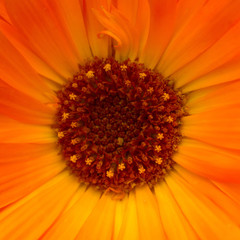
xmin=54 ymin=57 xmax=186 ymax=193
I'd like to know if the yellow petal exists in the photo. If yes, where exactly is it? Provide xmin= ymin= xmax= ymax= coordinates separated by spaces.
xmin=155 ymin=182 xmax=198 ymax=240
xmin=182 ymin=105 xmax=240 ymax=149
xmin=4 ymin=0 xmax=79 ymax=79
xmin=117 ymin=191 xmax=139 ymax=240
xmin=176 ymin=165 xmax=240 ymax=224
xmin=42 ymin=186 xmax=101 ymax=240
xmin=0 ymin=171 xmax=79 ymax=239
xmin=82 ymin=0 xmax=110 ymax=58
xmin=135 ymin=185 xmax=166 ymax=240
xmin=174 ymin=138 xmax=240 ymax=182
xmin=166 ymin=170 xmax=240 ymax=239
xmin=76 ymin=192 xmax=116 ymax=240
xmin=158 ymin=0 xmax=240 ymax=77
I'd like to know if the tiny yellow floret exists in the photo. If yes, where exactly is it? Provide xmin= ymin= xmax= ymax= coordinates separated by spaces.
xmin=86 ymin=70 xmax=94 ymax=78
xmin=157 ymin=133 xmax=164 ymax=140
xmin=118 ymin=163 xmax=125 ymax=171
xmin=120 ymin=64 xmax=127 ymax=71
xmin=85 ymin=157 xmax=93 ymax=165
xmin=147 ymin=87 xmax=154 ymax=94
xmin=69 ymin=93 xmax=77 ymax=100
xmin=70 ymin=155 xmax=78 ymax=163
xmin=155 ymin=157 xmax=163 ymax=165
xmin=163 ymin=93 xmax=170 ymax=101
xmin=106 ymin=169 xmax=114 ymax=178
xmin=117 ymin=137 xmax=124 ymax=146
xmin=103 ymin=63 xmax=111 ymax=71
xmin=124 ymin=80 xmax=131 ymax=87
xmin=62 ymin=112 xmax=70 ymax=120
xmin=72 ymin=82 xmax=78 ymax=88
xmin=155 ymin=145 xmax=162 ymax=152
xmin=167 ymin=116 xmax=173 ymax=123
xmin=71 ymin=122 xmax=77 ymax=128
xmin=138 ymin=165 xmax=145 ymax=174
xmin=58 ymin=131 xmax=64 ymax=139
xmin=139 ymin=72 xmax=147 ymax=79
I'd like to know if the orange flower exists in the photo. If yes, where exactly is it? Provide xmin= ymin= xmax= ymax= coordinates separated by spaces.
xmin=0 ymin=0 xmax=240 ymax=239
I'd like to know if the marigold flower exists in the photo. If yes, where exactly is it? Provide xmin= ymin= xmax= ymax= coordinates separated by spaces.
xmin=0 ymin=0 xmax=240 ymax=239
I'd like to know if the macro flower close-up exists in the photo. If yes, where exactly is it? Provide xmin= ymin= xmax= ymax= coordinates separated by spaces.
xmin=0 ymin=0 xmax=240 ymax=239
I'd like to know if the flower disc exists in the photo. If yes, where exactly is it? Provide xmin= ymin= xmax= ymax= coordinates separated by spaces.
xmin=55 ymin=57 xmax=186 ymax=193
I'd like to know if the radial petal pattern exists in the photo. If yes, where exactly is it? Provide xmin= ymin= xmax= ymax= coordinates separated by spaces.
xmin=0 ymin=0 xmax=240 ymax=239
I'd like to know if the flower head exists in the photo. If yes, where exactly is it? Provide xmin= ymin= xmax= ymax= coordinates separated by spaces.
xmin=0 ymin=0 xmax=240 ymax=239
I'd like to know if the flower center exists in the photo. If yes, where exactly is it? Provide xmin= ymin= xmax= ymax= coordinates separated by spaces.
xmin=55 ymin=57 xmax=186 ymax=193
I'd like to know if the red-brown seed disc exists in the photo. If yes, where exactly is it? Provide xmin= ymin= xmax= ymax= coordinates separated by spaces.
xmin=54 ymin=57 xmax=187 ymax=193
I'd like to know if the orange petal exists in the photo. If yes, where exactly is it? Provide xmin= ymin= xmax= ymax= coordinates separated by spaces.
xmin=155 ymin=182 xmax=198 ymax=240
xmin=187 ymin=80 xmax=240 ymax=115
xmin=0 ymin=32 xmax=51 ymax=103
xmin=158 ymin=0 xmax=240 ymax=77
xmin=0 ymin=142 xmax=55 ymax=163
xmin=42 ymin=186 xmax=101 ymax=240
xmin=174 ymin=139 xmax=240 ymax=182
xmin=117 ymin=191 xmax=139 ymax=240
xmin=4 ymin=0 xmax=79 ymax=79
xmin=0 ymin=171 xmax=79 ymax=239
xmin=0 ymin=155 xmax=65 ymax=208
xmin=92 ymin=0 xmax=150 ymax=61
xmin=139 ymin=0 xmax=177 ymax=69
xmin=76 ymin=192 xmax=116 ymax=240
xmin=0 ymin=0 xmax=10 ymax=22
xmin=0 ymin=117 xmax=55 ymax=143
xmin=135 ymin=185 xmax=166 ymax=240
xmin=182 ymin=56 xmax=240 ymax=93
xmin=112 ymin=194 xmax=128 ymax=240
xmin=166 ymin=171 xmax=240 ymax=239
xmin=175 ymin=165 xmax=240 ymax=224
xmin=214 ymin=182 xmax=240 ymax=206
xmin=182 ymin=105 xmax=240 ymax=149
xmin=82 ymin=0 xmax=111 ymax=58
xmin=0 ymin=81 xmax=54 ymax=125
xmin=116 ymin=0 xmax=150 ymax=61
xmin=47 ymin=0 xmax=92 ymax=63
xmin=0 ymin=20 xmax=66 ymax=85
xmin=173 ymin=20 xmax=240 ymax=90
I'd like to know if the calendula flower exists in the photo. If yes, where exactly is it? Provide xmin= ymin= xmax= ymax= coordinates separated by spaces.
xmin=0 ymin=0 xmax=240 ymax=239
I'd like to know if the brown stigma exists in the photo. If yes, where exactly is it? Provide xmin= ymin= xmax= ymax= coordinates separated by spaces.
xmin=54 ymin=57 xmax=187 ymax=193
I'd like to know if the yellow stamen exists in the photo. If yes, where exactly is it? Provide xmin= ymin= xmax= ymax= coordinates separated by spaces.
xmin=103 ymin=63 xmax=111 ymax=71
xmin=86 ymin=70 xmax=94 ymax=78
xmin=147 ymin=87 xmax=154 ymax=94
xmin=167 ymin=116 xmax=173 ymax=123
xmin=155 ymin=157 xmax=163 ymax=165
xmin=85 ymin=157 xmax=93 ymax=165
xmin=62 ymin=112 xmax=70 ymax=120
xmin=69 ymin=93 xmax=77 ymax=100
xmin=117 ymin=137 xmax=124 ymax=146
xmin=71 ymin=122 xmax=77 ymax=128
xmin=106 ymin=169 xmax=114 ymax=178
xmin=120 ymin=64 xmax=127 ymax=71
xmin=70 ymin=155 xmax=78 ymax=163
xmin=58 ymin=131 xmax=64 ymax=139
xmin=138 ymin=165 xmax=145 ymax=174
xmin=157 ymin=133 xmax=164 ymax=140
xmin=139 ymin=73 xmax=147 ymax=79
xmin=72 ymin=83 xmax=78 ymax=88
xmin=124 ymin=80 xmax=131 ymax=87
xmin=82 ymin=87 xmax=87 ymax=92
xmin=155 ymin=145 xmax=162 ymax=152
xmin=163 ymin=93 xmax=170 ymax=101
xmin=118 ymin=163 xmax=125 ymax=171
